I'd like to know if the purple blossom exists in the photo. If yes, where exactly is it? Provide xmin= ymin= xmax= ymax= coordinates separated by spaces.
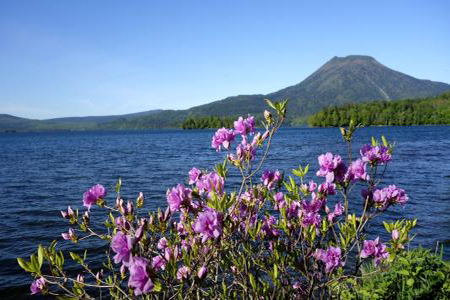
xmin=111 ymin=231 xmax=133 ymax=266
xmin=327 ymin=202 xmax=344 ymax=222
xmin=360 ymin=144 xmax=392 ymax=165
xmin=61 ymin=206 xmax=75 ymax=219
xmin=314 ymin=247 xmax=344 ymax=272
xmin=308 ymin=180 xmax=318 ymax=192
xmin=152 ymin=255 xmax=166 ymax=271
xmin=188 ymin=167 xmax=202 ymax=185
xmin=193 ymin=207 xmax=223 ymax=243
xmin=345 ymin=159 xmax=369 ymax=182
xmin=261 ymin=169 xmax=282 ymax=190
xmin=318 ymin=182 xmax=336 ymax=196
xmin=273 ymin=192 xmax=284 ymax=210
xmin=197 ymin=266 xmax=207 ymax=279
xmin=212 ymin=127 xmax=236 ymax=151
xmin=260 ymin=215 xmax=280 ymax=238
xmin=166 ymin=184 xmax=191 ymax=212
xmin=235 ymin=136 xmax=257 ymax=162
xmin=373 ymin=185 xmax=408 ymax=210
xmin=177 ymin=266 xmax=191 ymax=281
xmin=234 ymin=115 xmax=255 ymax=136
xmin=83 ymin=184 xmax=107 ymax=210
xmin=157 ymin=237 xmax=168 ymax=250
xmin=197 ymin=172 xmax=225 ymax=196
xmin=316 ymin=153 xmax=347 ymax=183
xmin=30 ymin=277 xmax=46 ymax=295
xmin=301 ymin=211 xmax=321 ymax=228
xmin=61 ymin=228 xmax=76 ymax=241
xmin=360 ymin=237 xmax=389 ymax=267
xmin=128 ymin=257 xmax=153 ymax=295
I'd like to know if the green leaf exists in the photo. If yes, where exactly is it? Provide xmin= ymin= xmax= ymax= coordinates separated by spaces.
xmin=398 ymin=269 xmax=409 ymax=276
xmin=381 ymin=135 xmax=388 ymax=147
xmin=249 ymin=273 xmax=257 ymax=290
xmin=153 ymin=281 xmax=162 ymax=292
xmin=17 ymin=258 xmax=32 ymax=272
xmin=304 ymin=164 xmax=309 ymax=174
xmin=406 ymin=278 xmax=414 ymax=286
xmin=371 ymin=136 xmax=377 ymax=146
xmin=264 ymin=99 xmax=277 ymax=110
xmin=37 ymin=245 xmax=44 ymax=268
xmin=273 ymin=264 xmax=278 ymax=279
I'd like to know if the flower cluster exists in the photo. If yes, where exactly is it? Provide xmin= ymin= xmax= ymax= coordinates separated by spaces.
xmin=360 ymin=144 xmax=392 ymax=165
xmin=261 ymin=169 xmax=282 ymax=190
xmin=21 ymin=105 xmax=416 ymax=300
xmin=82 ymin=184 xmax=107 ymax=210
xmin=360 ymin=237 xmax=390 ymax=266
xmin=314 ymin=247 xmax=344 ymax=272
xmin=211 ymin=128 xmax=236 ymax=151
xmin=369 ymin=185 xmax=409 ymax=210
xmin=234 ymin=115 xmax=255 ymax=136
xmin=193 ymin=207 xmax=223 ymax=243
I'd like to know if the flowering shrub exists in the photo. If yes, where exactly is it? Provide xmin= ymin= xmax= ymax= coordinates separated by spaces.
xmin=17 ymin=100 xmax=416 ymax=299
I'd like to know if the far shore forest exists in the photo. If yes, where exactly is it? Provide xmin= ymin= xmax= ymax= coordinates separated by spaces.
xmin=182 ymin=92 xmax=450 ymax=129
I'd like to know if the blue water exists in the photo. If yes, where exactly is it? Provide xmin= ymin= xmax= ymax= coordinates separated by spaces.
xmin=1 ymin=126 xmax=450 ymax=297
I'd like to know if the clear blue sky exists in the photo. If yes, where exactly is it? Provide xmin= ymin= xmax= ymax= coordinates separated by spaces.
xmin=1 ymin=0 xmax=449 ymax=119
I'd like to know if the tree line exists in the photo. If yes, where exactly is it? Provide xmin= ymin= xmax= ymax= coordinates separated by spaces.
xmin=181 ymin=116 xmax=236 ymax=129
xmin=308 ymin=92 xmax=450 ymax=127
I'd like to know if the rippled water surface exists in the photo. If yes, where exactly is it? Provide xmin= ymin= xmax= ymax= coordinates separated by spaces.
xmin=1 ymin=126 xmax=450 ymax=298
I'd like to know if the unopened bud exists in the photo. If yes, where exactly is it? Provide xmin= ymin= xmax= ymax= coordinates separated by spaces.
xmin=136 ymin=192 xmax=144 ymax=208
xmin=264 ymin=110 xmax=273 ymax=124
xmin=76 ymin=274 xmax=84 ymax=284
xmin=126 ymin=201 xmax=134 ymax=215
xmin=197 ymin=266 xmax=207 ymax=279
xmin=392 ymin=229 xmax=399 ymax=241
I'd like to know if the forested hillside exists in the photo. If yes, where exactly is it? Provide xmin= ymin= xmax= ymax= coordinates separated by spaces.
xmin=308 ymin=92 xmax=450 ymax=126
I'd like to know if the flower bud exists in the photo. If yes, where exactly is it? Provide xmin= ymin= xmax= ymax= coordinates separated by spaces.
xmin=95 ymin=270 xmax=103 ymax=282
xmin=61 ymin=228 xmax=77 ymax=242
xmin=264 ymin=110 xmax=273 ymax=124
xmin=126 ymin=201 xmax=134 ymax=215
xmin=392 ymin=229 xmax=399 ymax=241
xmin=197 ymin=266 xmax=207 ymax=279
xmin=136 ymin=192 xmax=144 ymax=208
xmin=76 ymin=274 xmax=84 ymax=286
xmin=120 ymin=264 xmax=126 ymax=279
xmin=82 ymin=211 xmax=90 ymax=225
xmin=135 ymin=225 xmax=144 ymax=243
xmin=149 ymin=214 xmax=155 ymax=226
xmin=164 ymin=206 xmax=171 ymax=221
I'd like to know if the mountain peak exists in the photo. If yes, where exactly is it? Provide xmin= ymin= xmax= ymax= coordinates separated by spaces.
xmin=322 ymin=55 xmax=381 ymax=70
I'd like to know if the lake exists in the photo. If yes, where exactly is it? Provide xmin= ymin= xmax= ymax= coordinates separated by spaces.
xmin=1 ymin=126 xmax=450 ymax=297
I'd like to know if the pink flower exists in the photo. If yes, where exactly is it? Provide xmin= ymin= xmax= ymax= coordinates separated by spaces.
xmin=193 ymin=207 xmax=223 ymax=243
xmin=314 ymin=246 xmax=344 ymax=272
xmin=211 ymin=128 xmax=236 ymax=151
xmin=83 ymin=184 xmax=107 ymax=210
xmin=111 ymin=231 xmax=133 ymax=266
xmin=30 ymin=277 xmax=46 ymax=295
xmin=166 ymin=184 xmax=191 ymax=212
xmin=176 ymin=266 xmax=191 ymax=281
xmin=316 ymin=153 xmax=347 ymax=183
xmin=128 ymin=257 xmax=153 ymax=295
xmin=233 ymin=115 xmax=255 ymax=136
xmin=188 ymin=167 xmax=202 ymax=185
xmin=261 ymin=169 xmax=282 ymax=190
xmin=361 ymin=237 xmax=389 ymax=267
xmin=61 ymin=228 xmax=76 ymax=241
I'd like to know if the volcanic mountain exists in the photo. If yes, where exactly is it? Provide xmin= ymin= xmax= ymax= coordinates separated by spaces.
xmin=2 ymin=55 xmax=449 ymax=130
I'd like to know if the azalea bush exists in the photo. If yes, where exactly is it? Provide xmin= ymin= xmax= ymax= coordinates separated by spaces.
xmin=18 ymin=99 xmax=417 ymax=299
